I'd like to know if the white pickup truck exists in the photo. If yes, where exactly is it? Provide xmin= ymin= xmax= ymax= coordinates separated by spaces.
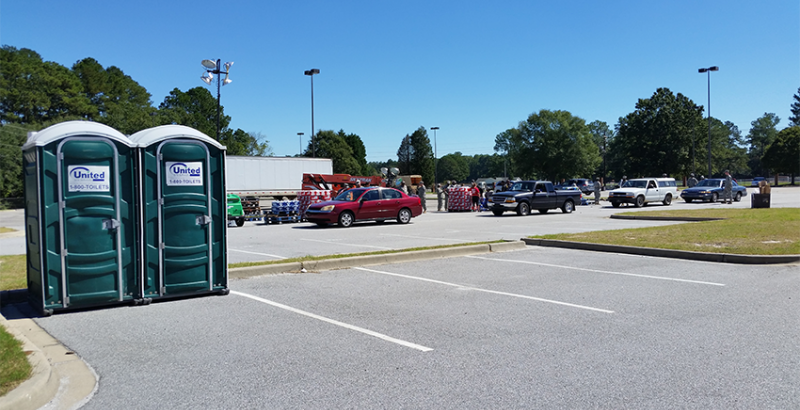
xmin=608 ymin=177 xmax=678 ymax=208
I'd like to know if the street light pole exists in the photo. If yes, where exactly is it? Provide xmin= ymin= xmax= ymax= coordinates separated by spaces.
xmin=698 ymin=66 xmax=718 ymax=177
xmin=304 ymin=69 xmax=320 ymax=157
xmin=201 ymin=59 xmax=233 ymax=140
xmin=430 ymin=127 xmax=439 ymax=186
xmin=297 ymin=132 xmax=304 ymax=155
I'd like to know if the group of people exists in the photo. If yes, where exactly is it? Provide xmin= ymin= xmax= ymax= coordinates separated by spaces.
xmin=432 ymin=181 xmax=490 ymax=212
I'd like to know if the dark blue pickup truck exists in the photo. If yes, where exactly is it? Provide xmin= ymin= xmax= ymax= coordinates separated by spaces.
xmin=488 ymin=180 xmax=581 ymax=216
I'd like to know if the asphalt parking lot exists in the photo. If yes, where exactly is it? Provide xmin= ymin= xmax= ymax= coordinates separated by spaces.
xmin=1 ymin=187 xmax=798 ymax=408
xmin=23 ymin=246 xmax=800 ymax=409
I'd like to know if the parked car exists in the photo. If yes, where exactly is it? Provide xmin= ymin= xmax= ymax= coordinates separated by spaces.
xmin=680 ymin=178 xmax=747 ymax=203
xmin=608 ymin=177 xmax=678 ymax=208
xmin=488 ymin=180 xmax=581 ymax=215
xmin=751 ymin=177 xmax=766 ymax=187
xmin=305 ymin=187 xmax=422 ymax=227
xmin=567 ymin=178 xmax=594 ymax=194
xmin=226 ymin=193 xmax=246 ymax=227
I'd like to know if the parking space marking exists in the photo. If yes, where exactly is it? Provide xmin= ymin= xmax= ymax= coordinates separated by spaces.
xmin=299 ymin=238 xmax=394 ymax=250
xmin=231 ymin=290 xmax=433 ymax=352
xmin=228 ymin=249 xmax=287 ymax=259
xmin=467 ymin=256 xmax=726 ymax=286
xmin=354 ymin=267 xmax=614 ymax=314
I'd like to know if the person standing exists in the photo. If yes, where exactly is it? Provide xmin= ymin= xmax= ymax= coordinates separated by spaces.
xmin=436 ymin=183 xmax=445 ymax=211
xmin=620 ymin=175 xmax=628 ymax=187
xmin=687 ymin=173 xmax=698 ymax=188
xmin=443 ymin=181 xmax=450 ymax=211
xmin=593 ymin=177 xmax=602 ymax=204
xmin=417 ymin=180 xmax=427 ymax=213
xmin=723 ymin=170 xmax=733 ymax=204
xmin=470 ymin=182 xmax=481 ymax=211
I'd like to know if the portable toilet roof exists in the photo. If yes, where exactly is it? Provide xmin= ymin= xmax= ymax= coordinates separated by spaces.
xmin=129 ymin=125 xmax=225 ymax=150
xmin=22 ymin=120 xmax=132 ymax=149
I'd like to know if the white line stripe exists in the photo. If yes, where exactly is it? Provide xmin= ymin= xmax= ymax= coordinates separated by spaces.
xmin=228 ymin=249 xmax=287 ymax=259
xmin=354 ymin=267 xmax=614 ymax=314
xmin=299 ymin=238 xmax=394 ymax=250
xmin=230 ymin=290 xmax=433 ymax=352
xmin=467 ymin=256 xmax=726 ymax=286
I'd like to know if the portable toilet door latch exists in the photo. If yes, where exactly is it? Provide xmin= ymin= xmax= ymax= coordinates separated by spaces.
xmin=102 ymin=219 xmax=120 ymax=231
xmin=196 ymin=215 xmax=212 ymax=226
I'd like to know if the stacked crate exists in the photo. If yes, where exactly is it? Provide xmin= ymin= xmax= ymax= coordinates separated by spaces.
xmin=447 ymin=187 xmax=472 ymax=211
xmin=266 ymin=200 xmax=300 ymax=224
xmin=297 ymin=190 xmax=333 ymax=220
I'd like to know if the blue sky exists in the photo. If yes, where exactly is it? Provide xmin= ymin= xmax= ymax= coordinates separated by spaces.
xmin=2 ymin=1 xmax=798 ymax=162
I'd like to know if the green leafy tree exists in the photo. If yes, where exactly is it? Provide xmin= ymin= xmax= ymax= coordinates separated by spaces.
xmin=72 ymin=58 xmax=156 ymax=134
xmin=513 ymin=109 xmax=600 ymax=182
xmin=790 ymin=88 xmax=800 ymax=127
xmin=493 ymin=128 xmax=521 ymax=178
xmin=746 ymin=113 xmax=780 ymax=177
xmin=0 ymin=46 xmax=94 ymax=124
xmin=588 ymin=120 xmax=614 ymax=179
xmin=610 ymin=88 xmax=702 ymax=178
xmin=221 ymin=129 xmax=273 ymax=156
xmin=396 ymin=135 xmax=413 ymax=174
xmin=157 ymin=87 xmax=229 ymax=140
xmin=762 ymin=126 xmax=800 ymax=184
xmin=0 ymin=124 xmax=30 ymax=203
xmin=408 ymin=126 xmax=434 ymax=184
xmin=339 ymin=130 xmax=373 ymax=175
xmin=304 ymin=130 xmax=360 ymax=174
xmin=437 ymin=152 xmax=470 ymax=182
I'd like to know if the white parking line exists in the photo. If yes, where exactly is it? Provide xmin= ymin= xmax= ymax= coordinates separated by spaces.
xmin=467 ymin=256 xmax=726 ymax=286
xmin=299 ymin=238 xmax=394 ymax=250
xmin=230 ymin=290 xmax=433 ymax=352
xmin=228 ymin=249 xmax=287 ymax=259
xmin=354 ymin=267 xmax=614 ymax=314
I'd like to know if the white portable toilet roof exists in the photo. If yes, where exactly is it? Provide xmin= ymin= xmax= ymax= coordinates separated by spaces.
xmin=22 ymin=121 xmax=132 ymax=150
xmin=129 ymin=125 xmax=225 ymax=150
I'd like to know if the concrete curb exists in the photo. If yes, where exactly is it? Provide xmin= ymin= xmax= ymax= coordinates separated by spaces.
xmin=230 ymin=241 xmax=528 ymax=278
xmin=0 ymin=303 xmax=97 ymax=410
xmin=521 ymin=238 xmax=800 ymax=265
xmin=609 ymin=215 xmax=725 ymax=222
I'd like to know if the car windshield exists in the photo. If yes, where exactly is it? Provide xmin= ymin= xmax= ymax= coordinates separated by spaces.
xmin=334 ymin=188 xmax=368 ymax=202
xmin=696 ymin=179 xmax=722 ymax=187
xmin=622 ymin=180 xmax=647 ymax=188
xmin=510 ymin=182 xmax=533 ymax=192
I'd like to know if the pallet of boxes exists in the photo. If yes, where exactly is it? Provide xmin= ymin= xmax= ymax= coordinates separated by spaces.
xmin=266 ymin=199 xmax=301 ymax=224
xmin=752 ymin=180 xmax=771 ymax=208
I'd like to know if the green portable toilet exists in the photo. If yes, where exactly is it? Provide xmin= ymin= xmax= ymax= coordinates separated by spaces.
xmin=130 ymin=125 xmax=228 ymax=300
xmin=22 ymin=121 xmax=139 ymax=315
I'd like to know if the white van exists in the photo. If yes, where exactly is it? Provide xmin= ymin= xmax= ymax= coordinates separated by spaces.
xmin=607 ymin=177 xmax=678 ymax=208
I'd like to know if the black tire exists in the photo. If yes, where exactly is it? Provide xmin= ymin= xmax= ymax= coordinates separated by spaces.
xmin=634 ymin=195 xmax=645 ymax=208
xmin=611 ymin=201 xmax=621 ymax=208
xmin=516 ymin=202 xmax=530 ymax=216
xmin=662 ymin=194 xmax=672 ymax=206
xmin=734 ymin=191 xmax=742 ymax=202
xmin=235 ymin=217 xmax=245 ymax=227
xmin=338 ymin=211 xmax=354 ymax=228
xmin=538 ymin=208 xmax=549 ymax=214
xmin=397 ymin=208 xmax=412 ymax=224
xmin=561 ymin=200 xmax=574 ymax=214
xmin=711 ymin=192 xmax=718 ymax=203
xmin=492 ymin=210 xmax=504 ymax=216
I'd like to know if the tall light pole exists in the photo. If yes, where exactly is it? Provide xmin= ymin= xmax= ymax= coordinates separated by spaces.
xmin=698 ymin=66 xmax=718 ymax=177
xmin=304 ymin=68 xmax=320 ymax=157
xmin=297 ymin=132 xmax=304 ymax=155
xmin=201 ymin=59 xmax=233 ymax=140
xmin=430 ymin=127 xmax=439 ymax=186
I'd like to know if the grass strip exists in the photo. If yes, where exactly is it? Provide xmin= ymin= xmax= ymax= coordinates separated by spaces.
xmin=0 ymin=325 xmax=32 ymax=397
xmin=229 ymin=240 xmax=506 ymax=269
xmin=532 ymin=208 xmax=800 ymax=255
xmin=0 ymin=255 xmax=26 ymax=291
xmin=0 ymin=227 xmax=14 ymax=234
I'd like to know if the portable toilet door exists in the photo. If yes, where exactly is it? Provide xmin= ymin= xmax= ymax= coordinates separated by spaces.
xmin=22 ymin=121 xmax=139 ymax=315
xmin=131 ymin=125 xmax=228 ymax=300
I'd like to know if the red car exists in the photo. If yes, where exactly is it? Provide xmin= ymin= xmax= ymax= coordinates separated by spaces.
xmin=305 ymin=187 xmax=423 ymax=227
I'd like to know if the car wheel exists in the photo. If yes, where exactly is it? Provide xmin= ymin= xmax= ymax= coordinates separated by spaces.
xmin=711 ymin=192 xmax=718 ymax=203
xmin=492 ymin=210 xmax=504 ymax=216
xmin=611 ymin=201 xmax=621 ymax=208
xmin=397 ymin=208 xmax=412 ymax=224
xmin=538 ymin=208 xmax=548 ymax=214
xmin=634 ymin=195 xmax=645 ymax=208
xmin=235 ymin=217 xmax=245 ymax=227
xmin=516 ymin=202 xmax=530 ymax=216
xmin=561 ymin=200 xmax=574 ymax=213
xmin=338 ymin=211 xmax=354 ymax=228
xmin=734 ymin=192 xmax=742 ymax=202
xmin=662 ymin=194 xmax=672 ymax=206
